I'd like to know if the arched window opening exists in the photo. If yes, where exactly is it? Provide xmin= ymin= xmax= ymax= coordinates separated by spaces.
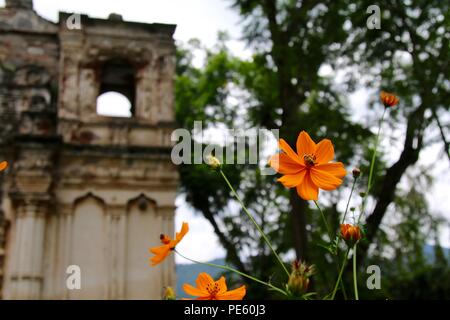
xmin=96 ymin=59 xmax=135 ymax=117
xmin=96 ymin=91 xmax=132 ymax=117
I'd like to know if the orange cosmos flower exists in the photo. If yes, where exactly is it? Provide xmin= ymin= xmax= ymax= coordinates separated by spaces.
xmin=269 ymin=131 xmax=346 ymax=201
xmin=0 ymin=161 xmax=8 ymax=172
xmin=380 ymin=91 xmax=399 ymax=107
xmin=149 ymin=222 xmax=189 ymax=266
xmin=340 ymin=224 xmax=362 ymax=245
xmin=183 ymin=272 xmax=246 ymax=300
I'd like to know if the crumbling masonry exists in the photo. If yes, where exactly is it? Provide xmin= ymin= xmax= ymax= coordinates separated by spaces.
xmin=0 ymin=0 xmax=178 ymax=299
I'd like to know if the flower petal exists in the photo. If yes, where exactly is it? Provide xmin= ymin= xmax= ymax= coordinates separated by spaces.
xmin=196 ymin=272 xmax=214 ymax=291
xmin=216 ymin=276 xmax=228 ymax=294
xmin=269 ymin=153 xmax=304 ymax=174
xmin=380 ymin=91 xmax=399 ymax=107
xmin=216 ymin=285 xmax=246 ymax=300
xmin=315 ymin=139 xmax=334 ymax=163
xmin=149 ymin=245 xmax=171 ymax=265
xmin=149 ymin=244 xmax=169 ymax=255
xmin=0 ymin=161 xmax=8 ymax=172
xmin=314 ymin=162 xmax=346 ymax=178
xmin=296 ymin=131 xmax=316 ymax=157
xmin=296 ymin=172 xmax=319 ymax=200
xmin=310 ymin=167 xmax=343 ymax=190
xmin=277 ymin=169 xmax=307 ymax=188
xmin=194 ymin=296 xmax=214 ymax=300
xmin=279 ymin=139 xmax=302 ymax=164
xmin=175 ymin=222 xmax=189 ymax=243
xmin=183 ymin=283 xmax=209 ymax=298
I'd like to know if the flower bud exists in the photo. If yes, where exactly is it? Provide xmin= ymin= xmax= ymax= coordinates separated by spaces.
xmin=352 ymin=167 xmax=361 ymax=178
xmin=163 ymin=286 xmax=176 ymax=300
xmin=206 ymin=154 xmax=221 ymax=169
xmin=287 ymin=260 xmax=315 ymax=296
xmin=380 ymin=91 xmax=399 ymax=108
xmin=340 ymin=224 xmax=362 ymax=246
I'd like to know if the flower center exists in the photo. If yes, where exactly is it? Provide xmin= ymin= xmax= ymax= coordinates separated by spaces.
xmin=206 ymin=282 xmax=220 ymax=297
xmin=160 ymin=234 xmax=171 ymax=245
xmin=303 ymin=154 xmax=316 ymax=167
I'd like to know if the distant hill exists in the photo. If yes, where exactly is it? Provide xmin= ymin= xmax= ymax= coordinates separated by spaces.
xmin=175 ymin=258 xmax=225 ymax=299
xmin=423 ymin=244 xmax=450 ymax=261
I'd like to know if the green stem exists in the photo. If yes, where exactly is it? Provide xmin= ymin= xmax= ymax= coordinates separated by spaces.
xmin=219 ymin=169 xmax=290 ymax=277
xmin=330 ymin=248 xmax=350 ymax=300
xmin=353 ymin=245 xmax=359 ymax=300
xmin=367 ymin=108 xmax=387 ymax=195
xmin=174 ymin=250 xmax=288 ymax=296
xmin=336 ymin=251 xmax=348 ymax=300
xmin=341 ymin=178 xmax=357 ymax=224
xmin=350 ymin=108 xmax=387 ymax=301
xmin=330 ymin=177 xmax=358 ymax=300
xmin=314 ymin=200 xmax=333 ymax=242
xmin=340 ymin=271 xmax=348 ymax=300
xmin=358 ymin=108 xmax=387 ymax=224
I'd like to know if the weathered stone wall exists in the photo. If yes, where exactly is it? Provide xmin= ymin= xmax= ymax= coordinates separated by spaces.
xmin=0 ymin=1 xmax=177 ymax=299
xmin=0 ymin=4 xmax=59 ymax=298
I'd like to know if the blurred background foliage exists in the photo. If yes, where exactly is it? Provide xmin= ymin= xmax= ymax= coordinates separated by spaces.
xmin=174 ymin=0 xmax=450 ymax=299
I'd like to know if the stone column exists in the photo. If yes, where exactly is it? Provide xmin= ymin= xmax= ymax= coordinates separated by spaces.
xmin=158 ymin=205 xmax=176 ymax=289
xmin=6 ymin=197 xmax=49 ymax=299
xmin=107 ymin=204 xmax=126 ymax=299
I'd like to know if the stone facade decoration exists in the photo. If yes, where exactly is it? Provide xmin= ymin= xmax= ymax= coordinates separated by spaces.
xmin=0 ymin=0 xmax=178 ymax=299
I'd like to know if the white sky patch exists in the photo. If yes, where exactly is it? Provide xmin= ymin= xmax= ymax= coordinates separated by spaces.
xmin=96 ymin=91 xmax=132 ymax=117
xmin=174 ymin=195 xmax=226 ymax=264
xmin=0 ymin=0 xmax=252 ymax=59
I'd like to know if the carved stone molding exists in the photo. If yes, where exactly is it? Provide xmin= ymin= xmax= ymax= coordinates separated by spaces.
xmin=108 ymin=204 xmax=127 ymax=220
xmin=10 ymin=194 xmax=52 ymax=219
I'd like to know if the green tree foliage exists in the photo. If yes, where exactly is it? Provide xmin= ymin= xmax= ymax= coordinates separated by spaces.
xmin=175 ymin=0 xmax=450 ymax=298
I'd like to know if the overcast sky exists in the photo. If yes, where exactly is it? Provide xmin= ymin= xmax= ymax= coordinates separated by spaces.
xmin=2 ymin=0 xmax=448 ymax=263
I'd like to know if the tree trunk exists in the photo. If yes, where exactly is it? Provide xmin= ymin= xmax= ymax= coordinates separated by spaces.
xmin=354 ymin=103 xmax=427 ymax=267
xmin=290 ymin=189 xmax=309 ymax=261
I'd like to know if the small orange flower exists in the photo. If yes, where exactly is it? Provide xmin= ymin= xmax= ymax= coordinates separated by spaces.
xmin=340 ymin=224 xmax=362 ymax=245
xmin=0 ymin=161 xmax=8 ymax=172
xmin=149 ymin=222 xmax=189 ymax=266
xmin=269 ymin=131 xmax=346 ymax=200
xmin=183 ymin=272 xmax=246 ymax=300
xmin=380 ymin=91 xmax=399 ymax=107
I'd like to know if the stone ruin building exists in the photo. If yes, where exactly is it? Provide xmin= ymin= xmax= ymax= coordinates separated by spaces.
xmin=0 ymin=0 xmax=178 ymax=299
